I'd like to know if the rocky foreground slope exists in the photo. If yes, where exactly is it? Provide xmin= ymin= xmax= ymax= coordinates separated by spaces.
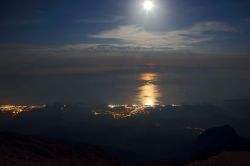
xmin=0 ymin=132 xmax=121 ymax=166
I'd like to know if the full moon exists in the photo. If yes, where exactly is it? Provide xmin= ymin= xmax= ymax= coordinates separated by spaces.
xmin=143 ymin=0 xmax=154 ymax=12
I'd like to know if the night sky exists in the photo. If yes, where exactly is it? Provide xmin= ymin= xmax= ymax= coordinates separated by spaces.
xmin=1 ymin=0 xmax=250 ymax=50
xmin=1 ymin=0 xmax=250 ymax=104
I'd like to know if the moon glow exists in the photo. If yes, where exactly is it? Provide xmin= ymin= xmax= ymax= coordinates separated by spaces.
xmin=143 ymin=0 xmax=154 ymax=12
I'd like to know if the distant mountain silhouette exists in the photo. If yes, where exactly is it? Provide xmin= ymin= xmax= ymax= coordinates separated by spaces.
xmin=0 ymin=132 xmax=121 ymax=166
xmin=194 ymin=125 xmax=250 ymax=159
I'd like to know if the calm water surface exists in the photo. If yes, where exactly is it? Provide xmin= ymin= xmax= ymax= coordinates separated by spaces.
xmin=1 ymin=67 xmax=250 ymax=105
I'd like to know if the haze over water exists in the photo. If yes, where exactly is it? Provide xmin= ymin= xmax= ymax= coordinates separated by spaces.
xmin=87 ymin=67 xmax=250 ymax=106
xmin=1 ymin=64 xmax=250 ymax=106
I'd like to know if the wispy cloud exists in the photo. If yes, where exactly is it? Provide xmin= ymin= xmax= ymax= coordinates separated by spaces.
xmin=74 ymin=16 xmax=124 ymax=24
xmin=189 ymin=22 xmax=236 ymax=32
xmin=90 ymin=21 xmax=236 ymax=49
xmin=62 ymin=43 xmax=170 ymax=51
xmin=0 ymin=21 xmax=238 ymax=57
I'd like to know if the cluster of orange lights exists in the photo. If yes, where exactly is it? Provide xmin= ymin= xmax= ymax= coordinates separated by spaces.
xmin=93 ymin=104 xmax=161 ymax=119
xmin=0 ymin=105 xmax=46 ymax=117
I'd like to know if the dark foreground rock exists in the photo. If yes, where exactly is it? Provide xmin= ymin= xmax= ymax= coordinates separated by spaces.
xmin=0 ymin=132 xmax=122 ymax=166
xmin=194 ymin=125 xmax=250 ymax=160
xmin=1 ymin=125 xmax=250 ymax=166
xmin=187 ymin=151 xmax=250 ymax=166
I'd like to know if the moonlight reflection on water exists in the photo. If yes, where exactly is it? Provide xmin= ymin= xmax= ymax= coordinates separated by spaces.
xmin=93 ymin=73 xmax=162 ymax=119
xmin=138 ymin=73 xmax=161 ymax=106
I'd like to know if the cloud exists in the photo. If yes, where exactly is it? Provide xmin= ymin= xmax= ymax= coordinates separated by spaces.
xmin=62 ymin=43 xmax=169 ymax=52
xmin=0 ymin=21 xmax=238 ymax=59
xmin=74 ymin=16 xmax=124 ymax=24
xmin=189 ymin=22 xmax=236 ymax=32
xmin=90 ymin=21 xmax=236 ymax=49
